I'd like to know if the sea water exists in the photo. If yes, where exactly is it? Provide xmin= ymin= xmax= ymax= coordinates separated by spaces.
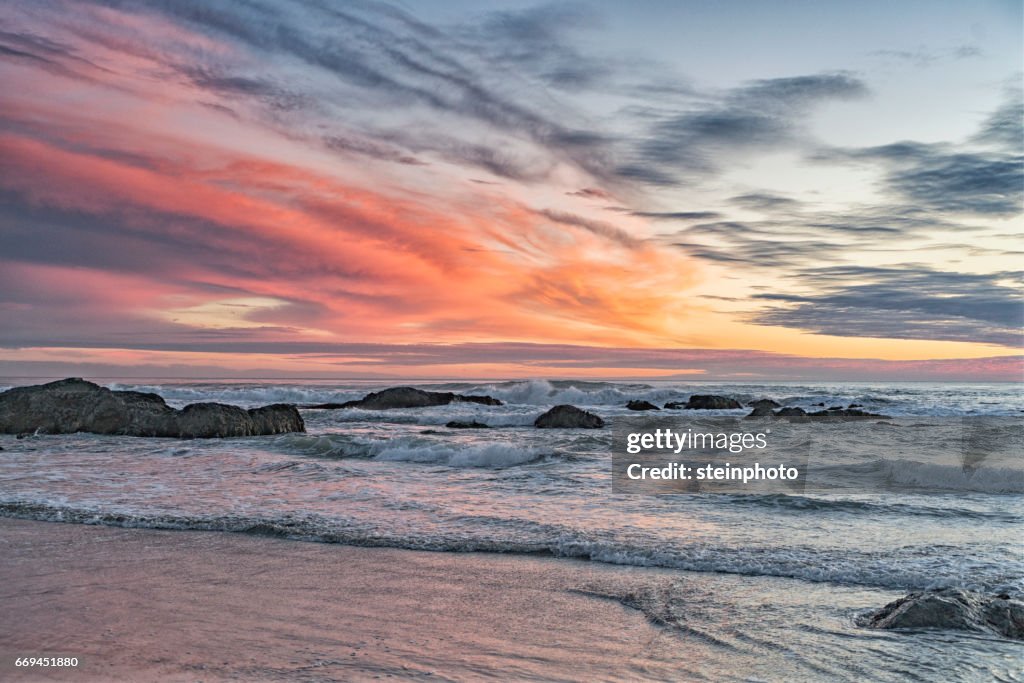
xmin=1 ymin=379 xmax=1021 ymax=680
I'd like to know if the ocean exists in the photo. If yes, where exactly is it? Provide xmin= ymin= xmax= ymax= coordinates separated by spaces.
xmin=1 ymin=378 xmax=1021 ymax=681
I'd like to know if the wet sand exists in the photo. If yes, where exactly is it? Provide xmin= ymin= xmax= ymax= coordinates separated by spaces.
xmin=0 ymin=518 xmax=690 ymax=682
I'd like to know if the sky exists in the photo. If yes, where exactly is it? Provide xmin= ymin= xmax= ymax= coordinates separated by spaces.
xmin=0 ymin=0 xmax=1021 ymax=380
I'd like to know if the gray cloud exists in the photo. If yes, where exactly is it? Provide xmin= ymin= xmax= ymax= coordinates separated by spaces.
xmin=323 ymin=135 xmax=426 ymax=166
xmin=749 ymin=266 xmax=1024 ymax=347
xmin=466 ymin=3 xmax=611 ymax=91
xmin=537 ymin=209 xmax=640 ymax=247
xmin=870 ymin=44 xmax=982 ymax=68
xmin=632 ymin=211 xmax=722 ymax=221
xmin=819 ymin=142 xmax=1024 ymax=216
xmin=624 ymin=73 xmax=868 ymax=183
xmin=730 ymin=193 xmax=800 ymax=212
xmin=972 ymin=86 xmax=1024 ymax=153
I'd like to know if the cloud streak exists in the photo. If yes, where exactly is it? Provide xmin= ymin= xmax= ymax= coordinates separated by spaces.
xmin=750 ymin=267 xmax=1024 ymax=347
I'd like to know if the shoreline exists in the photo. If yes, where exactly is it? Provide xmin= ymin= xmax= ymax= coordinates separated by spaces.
xmin=0 ymin=517 xmax=692 ymax=682
xmin=3 ymin=517 xmax=1019 ymax=682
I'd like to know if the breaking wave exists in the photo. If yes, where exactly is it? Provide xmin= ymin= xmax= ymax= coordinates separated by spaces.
xmin=1 ymin=501 xmax=1019 ymax=594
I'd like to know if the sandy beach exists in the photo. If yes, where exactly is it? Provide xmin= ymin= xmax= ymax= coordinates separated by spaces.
xmin=2 ymin=513 xmax=1020 ymax=682
xmin=0 ymin=517 xmax=701 ymax=682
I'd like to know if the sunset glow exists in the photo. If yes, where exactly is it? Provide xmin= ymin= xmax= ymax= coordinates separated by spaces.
xmin=1 ymin=0 xmax=1021 ymax=379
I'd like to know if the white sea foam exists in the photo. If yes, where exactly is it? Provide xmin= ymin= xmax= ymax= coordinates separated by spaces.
xmin=70 ymin=379 xmax=1024 ymax=416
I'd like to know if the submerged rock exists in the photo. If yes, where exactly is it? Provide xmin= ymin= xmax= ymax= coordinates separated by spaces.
xmin=317 ymin=386 xmax=502 ymax=410
xmin=445 ymin=420 xmax=490 ymax=429
xmin=0 ymin=378 xmax=304 ymax=438
xmin=684 ymin=395 xmax=743 ymax=410
xmin=863 ymin=588 xmax=1024 ymax=640
xmin=626 ymin=400 xmax=660 ymax=411
xmin=534 ymin=405 xmax=604 ymax=429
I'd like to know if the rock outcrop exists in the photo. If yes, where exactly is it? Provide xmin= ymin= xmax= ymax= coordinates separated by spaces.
xmin=749 ymin=399 xmax=781 ymax=409
xmin=311 ymin=386 xmax=502 ymax=410
xmin=0 ymin=378 xmax=304 ymax=438
xmin=534 ymin=405 xmax=604 ymax=429
xmin=446 ymin=420 xmax=490 ymax=429
xmin=862 ymin=588 xmax=1024 ymax=640
xmin=682 ymin=395 xmax=743 ymax=410
xmin=745 ymin=399 xmax=783 ymax=417
xmin=626 ymin=400 xmax=660 ymax=411
xmin=774 ymin=407 xmax=807 ymax=417
xmin=806 ymin=406 xmax=889 ymax=418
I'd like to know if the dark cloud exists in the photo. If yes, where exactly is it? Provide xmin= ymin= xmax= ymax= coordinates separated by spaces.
xmin=323 ymin=135 xmax=426 ymax=166
xmin=632 ymin=211 xmax=722 ymax=221
xmin=613 ymin=163 xmax=679 ymax=186
xmin=808 ymin=93 xmax=1024 ymax=217
xmin=819 ymin=141 xmax=1024 ymax=216
xmin=566 ymin=188 xmax=612 ymax=200
xmin=674 ymin=239 xmax=845 ymax=268
xmin=0 ymin=28 xmax=109 ymax=79
xmin=972 ymin=87 xmax=1024 ymax=153
xmin=665 ymin=203 xmax=981 ymax=268
xmin=750 ymin=266 xmax=1024 ymax=347
xmin=730 ymin=193 xmax=799 ymax=211
xmin=467 ymin=3 xmax=611 ymax=91
xmin=537 ymin=209 xmax=639 ymax=247
xmin=870 ymin=44 xmax=982 ymax=68
xmin=887 ymin=152 xmax=1023 ymax=216
xmin=625 ymin=73 xmax=868 ymax=182
xmin=176 ymin=65 xmax=310 ymax=111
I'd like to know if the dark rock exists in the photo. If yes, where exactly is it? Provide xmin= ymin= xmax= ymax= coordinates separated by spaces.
xmin=807 ymin=408 xmax=889 ymax=419
xmin=848 ymin=403 xmax=863 ymax=408
xmin=684 ymin=395 xmax=742 ymax=410
xmin=774 ymin=407 xmax=807 ymax=417
xmin=534 ymin=405 xmax=604 ymax=429
xmin=746 ymin=405 xmax=776 ymax=418
xmin=0 ymin=378 xmax=304 ymax=438
xmin=663 ymin=401 xmax=686 ymax=409
xmin=305 ymin=402 xmax=358 ymax=410
xmin=446 ymin=420 xmax=490 ymax=429
xmin=863 ymin=588 xmax=1024 ymax=640
xmin=626 ymin=400 xmax=660 ymax=411
xmin=746 ymin=399 xmax=783 ymax=417
xmin=459 ymin=395 xmax=504 ymax=406
xmin=814 ymin=402 xmax=826 ymax=407
xmin=748 ymin=399 xmax=781 ymax=409
xmin=827 ymin=405 xmax=844 ymax=411
xmin=323 ymin=386 xmax=502 ymax=410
